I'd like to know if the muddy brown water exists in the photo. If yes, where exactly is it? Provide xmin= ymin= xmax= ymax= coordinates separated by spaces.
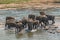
xmin=0 ymin=8 xmax=60 ymax=40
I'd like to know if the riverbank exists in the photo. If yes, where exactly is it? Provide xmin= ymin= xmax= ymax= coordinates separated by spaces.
xmin=0 ymin=3 xmax=60 ymax=10
xmin=0 ymin=0 xmax=60 ymax=10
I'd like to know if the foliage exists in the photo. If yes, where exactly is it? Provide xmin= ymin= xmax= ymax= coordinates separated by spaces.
xmin=0 ymin=0 xmax=30 ymax=4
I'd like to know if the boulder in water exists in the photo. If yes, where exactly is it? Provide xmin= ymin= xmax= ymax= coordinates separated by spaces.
xmin=44 ymin=26 xmax=49 ymax=30
xmin=56 ymin=30 xmax=60 ymax=33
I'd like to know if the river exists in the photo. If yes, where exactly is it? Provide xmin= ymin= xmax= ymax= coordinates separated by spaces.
xmin=0 ymin=8 xmax=60 ymax=40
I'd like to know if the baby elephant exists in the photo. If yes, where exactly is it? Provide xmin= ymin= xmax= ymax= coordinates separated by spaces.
xmin=15 ymin=21 xmax=24 ymax=33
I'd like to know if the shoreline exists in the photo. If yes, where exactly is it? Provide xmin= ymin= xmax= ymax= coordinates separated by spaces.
xmin=0 ymin=3 xmax=60 ymax=10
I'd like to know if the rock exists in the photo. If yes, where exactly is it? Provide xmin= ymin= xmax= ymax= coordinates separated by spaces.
xmin=49 ymin=32 xmax=55 ymax=34
xmin=53 ymin=26 xmax=58 ymax=28
xmin=56 ymin=30 xmax=60 ymax=33
xmin=50 ymin=27 xmax=56 ymax=30
xmin=53 ymin=23 xmax=59 ymax=28
xmin=44 ymin=26 xmax=49 ymax=30
xmin=47 ymin=29 xmax=55 ymax=34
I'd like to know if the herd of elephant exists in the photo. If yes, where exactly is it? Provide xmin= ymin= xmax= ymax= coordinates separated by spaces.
xmin=5 ymin=12 xmax=55 ymax=33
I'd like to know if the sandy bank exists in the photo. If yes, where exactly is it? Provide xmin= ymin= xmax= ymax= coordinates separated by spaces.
xmin=0 ymin=3 xmax=60 ymax=10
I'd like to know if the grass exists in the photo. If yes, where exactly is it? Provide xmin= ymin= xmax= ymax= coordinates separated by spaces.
xmin=0 ymin=0 xmax=60 ymax=4
xmin=0 ymin=0 xmax=31 ymax=4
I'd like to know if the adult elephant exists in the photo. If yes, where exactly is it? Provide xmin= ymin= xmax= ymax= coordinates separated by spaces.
xmin=46 ymin=15 xmax=55 ymax=24
xmin=40 ymin=12 xmax=55 ymax=25
xmin=5 ymin=17 xmax=16 ymax=30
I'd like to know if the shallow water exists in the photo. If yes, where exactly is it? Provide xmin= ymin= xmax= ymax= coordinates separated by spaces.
xmin=0 ymin=8 xmax=60 ymax=22
xmin=0 ymin=8 xmax=60 ymax=40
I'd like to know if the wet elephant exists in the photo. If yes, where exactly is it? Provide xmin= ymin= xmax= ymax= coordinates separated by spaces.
xmin=15 ymin=21 xmax=24 ymax=33
xmin=36 ymin=16 xmax=48 ymax=28
xmin=22 ymin=17 xmax=28 ymax=28
xmin=5 ymin=17 xmax=16 ymax=29
xmin=46 ymin=15 xmax=55 ymax=24
xmin=28 ymin=14 xmax=35 ymax=20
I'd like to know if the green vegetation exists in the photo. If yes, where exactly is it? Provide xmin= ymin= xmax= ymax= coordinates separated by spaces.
xmin=0 ymin=0 xmax=31 ymax=4
xmin=54 ymin=0 xmax=60 ymax=3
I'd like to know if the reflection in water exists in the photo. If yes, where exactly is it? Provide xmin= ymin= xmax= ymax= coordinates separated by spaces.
xmin=15 ymin=33 xmax=23 ymax=39
xmin=5 ymin=30 xmax=15 ymax=35
xmin=27 ymin=32 xmax=33 ymax=38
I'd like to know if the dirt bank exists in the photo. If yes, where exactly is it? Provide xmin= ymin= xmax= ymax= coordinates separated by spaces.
xmin=0 ymin=3 xmax=60 ymax=10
